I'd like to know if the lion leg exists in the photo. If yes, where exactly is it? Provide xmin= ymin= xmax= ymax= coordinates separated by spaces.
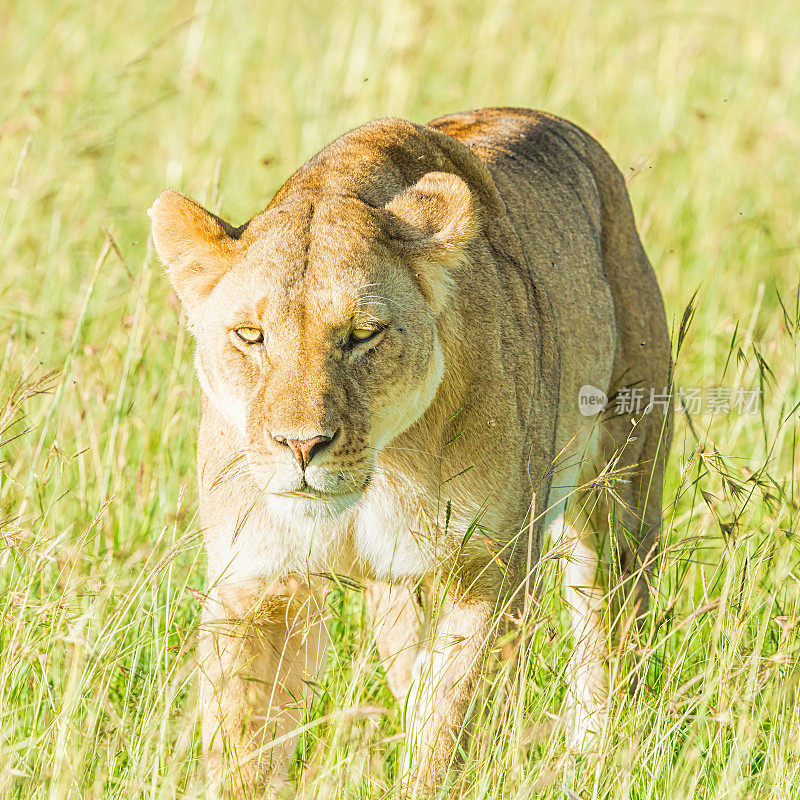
xmin=554 ymin=514 xmax=608 ymax=750
xmin=555 ymin=402 xmax=670 ymax=753
xmin=399 ymin=589 xmax=492 ymax=795
xmin=365 ymin=581 xmax=422 ymax=703
xmin=609 ymin=411 xmax=671 ymax=637
xmin=198 ymin=579 xmax=327 ymax=799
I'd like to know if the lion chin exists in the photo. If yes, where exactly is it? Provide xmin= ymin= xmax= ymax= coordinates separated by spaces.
xmin=243 ymin=457 xmax=370 ymax=518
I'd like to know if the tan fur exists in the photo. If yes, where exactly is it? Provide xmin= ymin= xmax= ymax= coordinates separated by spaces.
xmin=151 ymin=107 xmax=672 ymax=796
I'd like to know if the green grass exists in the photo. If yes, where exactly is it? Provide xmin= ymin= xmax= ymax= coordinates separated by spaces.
xmin=2 ymin=0 xmax=800 ymax=797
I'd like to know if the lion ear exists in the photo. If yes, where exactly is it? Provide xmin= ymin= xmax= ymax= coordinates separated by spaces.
xmin=148 ymin=190 xmax=241 ymax=314
xmin=383 ymin=171 xmax=477 ymax=314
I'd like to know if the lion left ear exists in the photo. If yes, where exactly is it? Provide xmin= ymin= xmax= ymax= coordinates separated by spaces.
xmin=148 ymin=190 xmax=243 ymax=316
xmin=382 ymin=171 xmax=477 ymax=314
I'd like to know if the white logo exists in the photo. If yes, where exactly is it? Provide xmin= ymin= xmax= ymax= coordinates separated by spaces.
xmin=577 ymin=385 xmax=608 ymax=416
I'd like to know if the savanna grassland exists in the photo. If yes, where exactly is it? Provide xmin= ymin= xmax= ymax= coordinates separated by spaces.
xmin=1 ymin=1 xmax=800 ymax=798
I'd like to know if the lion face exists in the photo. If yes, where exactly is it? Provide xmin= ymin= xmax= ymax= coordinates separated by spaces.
xmin=150 ymin=173 xmax=475 ymax=517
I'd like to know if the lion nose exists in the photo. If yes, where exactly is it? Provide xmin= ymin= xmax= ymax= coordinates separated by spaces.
xmin=272 ymin=433 xmax=335 ymax=470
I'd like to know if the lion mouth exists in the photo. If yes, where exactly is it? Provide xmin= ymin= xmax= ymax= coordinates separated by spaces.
xmin=276 ymin=483 xmax=335 ymax=501
xmin=269 ymin=480 xmax=363 ymax=517
xmin=269 ymin=470 xmax=373 ymax=511
xmin=276 ymin=477 xmax=368 ymax=502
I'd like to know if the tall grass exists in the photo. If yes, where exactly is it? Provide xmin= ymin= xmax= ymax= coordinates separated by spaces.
xmin=1 ymin=0 xmax=799 ymax=797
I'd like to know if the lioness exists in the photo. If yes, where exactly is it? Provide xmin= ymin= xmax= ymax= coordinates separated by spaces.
xmin=150 ymin=107 xmax=672 ymax=797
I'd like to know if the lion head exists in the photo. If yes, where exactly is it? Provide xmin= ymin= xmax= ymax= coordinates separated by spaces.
xmin=150 ymin=172 xmax=475 ymax=518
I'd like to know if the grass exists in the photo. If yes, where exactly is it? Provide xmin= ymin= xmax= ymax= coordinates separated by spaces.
xmin=1 ymin=0 xmax=800 ymax=797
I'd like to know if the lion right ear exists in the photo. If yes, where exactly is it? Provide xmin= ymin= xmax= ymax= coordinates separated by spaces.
xmin=382 ymin=172 xmax=477 ymax=314
xmin=148 ymin=190 xmax=241 ymax=313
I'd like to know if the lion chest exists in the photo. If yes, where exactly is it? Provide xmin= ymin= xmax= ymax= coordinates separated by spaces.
xmin=200 ymin=482 xmax=432 ymax=587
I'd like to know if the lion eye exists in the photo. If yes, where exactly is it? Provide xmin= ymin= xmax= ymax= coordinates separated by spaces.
xmin=234 ymin=326 xmax=264 ymax=344
xmin=349 ymin=327 xmax=380 ymax=345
